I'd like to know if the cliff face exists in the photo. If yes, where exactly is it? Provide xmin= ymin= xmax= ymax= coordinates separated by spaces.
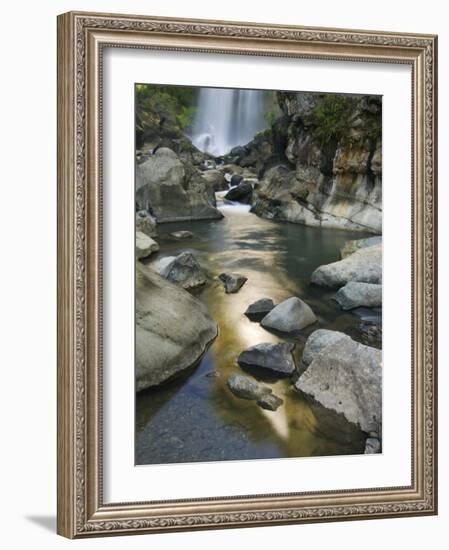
xmin=250 ymin=93 xmax=382 ymax=234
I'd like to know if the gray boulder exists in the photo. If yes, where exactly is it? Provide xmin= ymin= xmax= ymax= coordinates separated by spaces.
xmin=334 ymin=282 xmax=382 ymax=310
xmin=238 ymin=342 xmax=296 ymax=376
xmin=200 ymin=169 xmax=228 ymax=191
xmin=295 ymin=337 xmax=382 ymax=434
xmin=224 ymin=182 xmax=253 ymax=204
xmin=261 ymin=297 xmax=317 ymax=333
xmin=244 ymin=298 xmax=275 ymax=320
xmin=136 ymin=231 xmax=159 ymax=259
xmin=218 ymin=272 xmax=248 ymax=294
xmin=136 ymin=210 xmax=157 ymax=237
xmin=341 ymin=236 xmax=382 ymax=259
xmin=257 ymin=393 xmax=283 ymax=411
xmin=153 ymin=251 xmax=207 ymax=289
xmin=311 ymin=244 xmax=382 ymax=288
xmin=365 ymin=437 xmax=381 ymax=454
xmin=226 ymin=374 xmax=271 ymax=400
xmin=136 ymin=147 xmax=223 ymax=222
xmin=301 ymin=329 xmax=352 ymax=367
xmin=136 ymin=266 xmax=217 ymax=391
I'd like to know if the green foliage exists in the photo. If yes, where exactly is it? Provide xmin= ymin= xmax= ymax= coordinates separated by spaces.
xmin=135 ymin=84 xmax=198 ymax=145
xmin=263 ymin=91 xmax=282 ymax=127
xmin=310 ymin=95 xmax=355 ymax=146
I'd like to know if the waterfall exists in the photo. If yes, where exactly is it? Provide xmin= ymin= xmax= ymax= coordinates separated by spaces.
xmin=191 ymin=88 xmax=267 ymax=156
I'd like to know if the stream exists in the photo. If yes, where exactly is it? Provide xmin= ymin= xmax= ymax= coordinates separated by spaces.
xmin=136 ymin=196 xmax=378 ymax=465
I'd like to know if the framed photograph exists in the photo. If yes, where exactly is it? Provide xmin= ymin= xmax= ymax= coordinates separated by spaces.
xmin=57 ymin=11 xmax=438 ymax=538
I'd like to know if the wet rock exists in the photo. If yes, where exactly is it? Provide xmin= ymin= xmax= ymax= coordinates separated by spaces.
xmin=334 ymin=282 xmax=382 ymax=310
xmin=136 ymin=231 xmax=159 ymax=259
xmin=226 ymin=374 xmax=271 ymax=400
xmin=136 ymin=266 xmax=217 ymax=391
xmin=238 ymin=342 xmax=296 ymax=376
xmin=170 ymin=230 xmax=193 ymax=239
xmin=261 ymin=296 xmax=317 ymax=333
xmin=230 ymin=174 xmax=244 ymax=186
xmin=365 ymin=437 xmax=381 ymax=454
xmin=136 ymin=210 xmax=157 ymax=237
xmin=153 ymin=251 xmax=207 ymax=289
xmin=356 ymin=321 xmax=382 ymax=348
xmin=218 ymin=272 xmax=248 ymax=294
xmin=257 ymin=393 xmax=283 ymax=411
xmin=295 ymin=337 xmax=382 ymax=434
xmin=244 ymin=298 xmax=275 ymax=321
xmin=340 ymin=236 xmax=382 ymax=259
xmin=311 ymin=244 xmax=382 ymax=288
xmin=224 ymin=182 xmax=253 ymax=204
xmin=301 ymin=329 xmax=352 ymax=367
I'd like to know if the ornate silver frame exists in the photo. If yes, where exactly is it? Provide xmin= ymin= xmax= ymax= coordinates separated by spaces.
xmin=57 ymin=11 xmax=438 ymax=538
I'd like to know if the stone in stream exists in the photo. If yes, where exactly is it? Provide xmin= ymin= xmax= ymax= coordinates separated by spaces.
xmin=136 ymin=231 xmax=159 ymax=260
xmin=153 ymin=251 xmax=207 ymax=289
xmin=311 ymin=244 xmax=382 ymax=288
xmin=136 ymin=210 xmax=157 ymax=237
xmin=136 ymin=266 xmax=217 ymax=391
xmin=170 ymin=230 xmax=193 ymax=239
xmin=244 ymin=298 xmax=275 ymax=321
xmin=364 ymin=437 xmax=381 ymax=454
xmin=295 ymin=336 xmax=382 ymax=434
xmin=260 ymin=297 xmax=317 ymax=333
xmin=340 ymin=236 xmax=382 ymax=259
xmin=257 ymin=393 xmax=283 ymax=411
xmin=237 ymin=342 xmax=296 ymax=376
xmin=218 ymin=272 xmax=248 ymax=294
xmin=224 ymin=182 xmax=253 ymax=204
xmin=301 ymin=329 xmax=352 ymax=367
xmin=226 ymin=374 xmax=271 ymax=400
xmin=334 ymin=281 xmax=382 ymax=310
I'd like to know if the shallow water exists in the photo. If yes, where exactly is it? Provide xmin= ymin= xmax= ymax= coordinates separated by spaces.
xmin=136 ymin=201 xmax=378 ymax=465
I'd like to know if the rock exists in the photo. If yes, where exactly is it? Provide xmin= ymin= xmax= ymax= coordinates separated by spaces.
xmin=136 ymin=231 xmax=159 ymax=259
xmin=224 ymin=182 xmax=253 ymax=204
xmin=334 ymin=282 xmax=382 ymax=310
xmin=244 ymin=298 xmax=275 ymax=321
xmin=261 ymin=297 xmax=317 ymax=333
xmin=238 ymin=342 xmax=296 ymax=376
xmin=230 ymin=174 xmax=244 ymax=186
xmin=200 ymin=169 xmax=228 ymax=191
xmin=218 ymin=163 xmax=244 ymax=176
xmin=341 ymin=236 xmax=382 ymax=259
xmin=365 ymin=437 xmax=381 ymax=454
xmin=218 ymin=272 xmax=248 ymax=294
xmin=295 ymin=337 xmax=382 ymax=434
xmin=136 ymin=266 xmax=217 ymax=391
xmin=136 ymin=147 xmax=223 ymax=222
xmin=301 ymin=329 xmax=352 ymax=367
xmin=170 ymin=230 xmax=193 ymax=239
xmin=257 ymin=393 xmax=283 ymax=411
xmin=136 ymin=210 xmax=157 ymax=237
xmin=226 ymin=374 xmax=271 ymax=400
xmin=355 ymin=321 xmax=382 ymax=348
xmin=311 ymin=244 xmax=382 ymax=288
xmin=153 ymin=251 xmax=207 ymax=289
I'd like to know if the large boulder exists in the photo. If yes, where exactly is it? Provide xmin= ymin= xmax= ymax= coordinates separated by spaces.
xmin=224 ymin=182 xmax=253 ymax=204
xmin=136 ymin=147 xmax=223 ymax=222
xmin=311 ymin=244 xmax=382 ymax=288
xmin=261 ymin=297 xmax=317 ymax=333
xmin=136 ymin=266 xmax=218 ymax=391
xmin=201 ymin=169 xmax=228 ymax=191
xmin=244 ymin=298 xmax=275 ymax=321
xmin=334 ymin=282 xmax=382 ymax=310
xmin=340 ymin=236 xmax=382 ymax=259
xmin=237 ymin=342 xmax=296 ymax=376
xmin=301 ymin=329 xmax=352 ymax=367
xmin=218 ymin=272 xmax=248 ymax=294
xmin=136 ymin=231 xmax=159 ymax=259
xmin=153 ymin=251 xmax=207 ymax=289
xmin=295 ymin=336 xmax=382 ymax=434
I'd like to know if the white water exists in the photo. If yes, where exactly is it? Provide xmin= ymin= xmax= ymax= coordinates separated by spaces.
xmin=191 ymin=88 xmax=267 ymax=156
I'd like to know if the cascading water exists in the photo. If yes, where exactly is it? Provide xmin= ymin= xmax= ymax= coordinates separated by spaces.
xmin=191 ymin=88 xmax=267 ymax=156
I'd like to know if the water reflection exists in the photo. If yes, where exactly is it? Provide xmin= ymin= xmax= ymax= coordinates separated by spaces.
xmin=136 ymin=205 xmax=370 ymax=465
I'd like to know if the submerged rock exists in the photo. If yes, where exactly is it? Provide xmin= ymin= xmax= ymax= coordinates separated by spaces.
xmin=170 ymin=230 xmax=193 ymax=239
xmin=257 ymin=393 xmax=283 ymax=411
xmin=226 ymin=374 xmax=271 ymax=400
xmin=244 ymin=298 xmax=275 ymax=321
xmin=218 ymin=272 xmax=248 ymax=294
xmin=295 ymin=337 xmax=382 ymax=434
xmin=311 ymin=244 xmax=382 ymax=288
xmin=153 ymin=251 xmax=207 ymax=289
xmin=136 ymin=231 xmax=159 ymax=259
xmin=136 ymin=266 xmax=217 ymax=391
xmin=334 ymin=282 xmax=382 ymax=310
xmin=238 ymin=342 xmax=296 ymax=376
xmin=340 ymin=236 xmax=382 ymax=259
xmin=261 ymin=297 xmax=317 ymax=333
